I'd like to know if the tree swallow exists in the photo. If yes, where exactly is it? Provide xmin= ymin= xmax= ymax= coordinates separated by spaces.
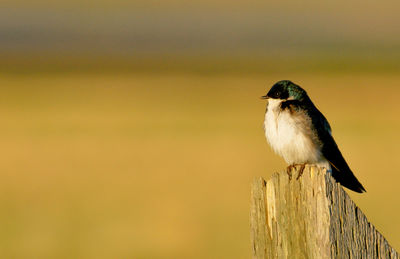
xmin=262 ymin=80 xmax=366 ymax=193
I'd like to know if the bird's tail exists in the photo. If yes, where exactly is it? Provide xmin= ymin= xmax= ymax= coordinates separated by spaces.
xmin=330 ymin=167 xmax=366 ymax=193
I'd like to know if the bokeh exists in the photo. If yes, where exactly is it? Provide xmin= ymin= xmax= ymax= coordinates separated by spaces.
xmin=1 ymin=1 xmax=400 ymax=258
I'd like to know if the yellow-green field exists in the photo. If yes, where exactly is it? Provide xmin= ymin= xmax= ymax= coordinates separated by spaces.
xmin=0 ymin=73 xmax=399 ymax=258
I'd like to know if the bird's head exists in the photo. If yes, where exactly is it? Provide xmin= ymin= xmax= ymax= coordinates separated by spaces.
xmin=261 ymin=80 xmax=308 ymax=101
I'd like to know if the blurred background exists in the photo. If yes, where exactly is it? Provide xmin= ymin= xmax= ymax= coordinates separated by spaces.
xmin=1 ymin=0 xmax=400 ymax=258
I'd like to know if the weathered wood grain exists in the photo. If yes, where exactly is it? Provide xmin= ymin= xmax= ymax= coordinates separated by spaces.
xmin=250 ymin=165 xmax=398 ymax=259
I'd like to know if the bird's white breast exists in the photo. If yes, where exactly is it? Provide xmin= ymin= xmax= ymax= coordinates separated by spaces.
xmin=264 ymin=99 xmax=326 ymax=166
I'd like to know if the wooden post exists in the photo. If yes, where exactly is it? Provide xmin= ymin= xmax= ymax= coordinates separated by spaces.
xmin=250 ymin=165 xmax=399 ymax=259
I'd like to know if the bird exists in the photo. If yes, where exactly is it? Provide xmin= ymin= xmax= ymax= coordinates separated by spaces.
xmin=261 ymin=80 xmax=366 ymax=193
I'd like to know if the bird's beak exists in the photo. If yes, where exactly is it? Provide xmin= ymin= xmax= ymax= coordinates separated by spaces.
xmin=260 ymin=95 xmax=269 ymax=100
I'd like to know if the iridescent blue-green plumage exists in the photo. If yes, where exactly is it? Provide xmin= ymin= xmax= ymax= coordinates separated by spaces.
xmin=262 ymin=80 xmax=366 ymax=193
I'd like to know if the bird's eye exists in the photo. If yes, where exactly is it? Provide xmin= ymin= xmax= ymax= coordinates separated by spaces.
xmin=274 ymin=92 xmax=280 ymax=98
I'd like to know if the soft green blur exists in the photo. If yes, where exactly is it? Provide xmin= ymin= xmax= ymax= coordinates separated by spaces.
xmin=1 ymin=1 xmax=400 ymax=258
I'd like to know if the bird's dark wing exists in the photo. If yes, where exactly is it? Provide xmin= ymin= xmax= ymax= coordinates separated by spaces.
xmin=281 ymin=99 xmax=366 ymax=193
xmin=308 ymin=105 xmax=366 ymax=193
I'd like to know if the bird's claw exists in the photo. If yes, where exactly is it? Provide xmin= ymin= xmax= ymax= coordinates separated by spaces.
xmin=286 ymin=165 xmax=293 ymax=180
xmin=296 ymin=163 xmax=306 ymax=180
xmin=286 ymin=164 xmax=306 ymax=180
